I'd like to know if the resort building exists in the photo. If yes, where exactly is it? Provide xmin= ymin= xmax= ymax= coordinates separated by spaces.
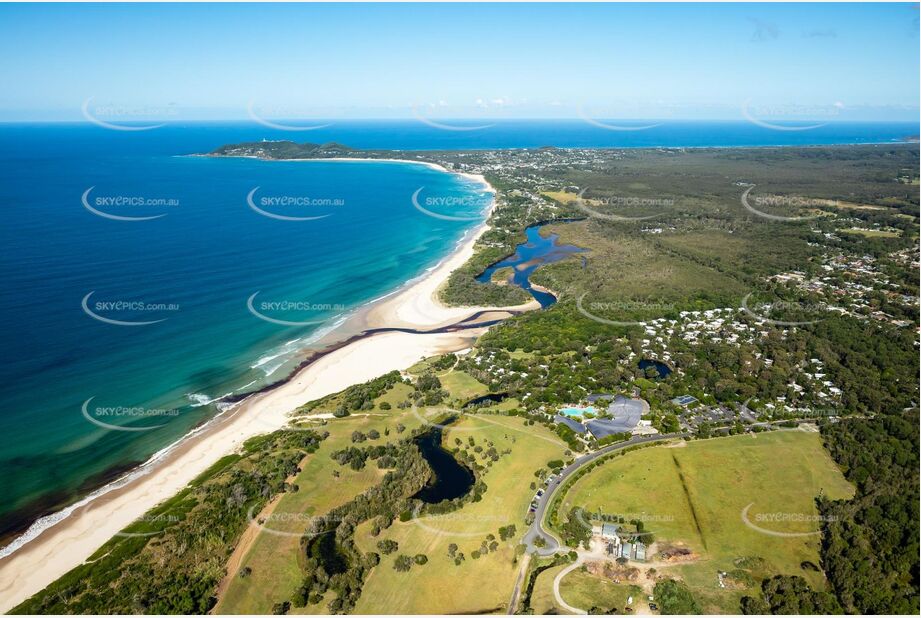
xmin=555 ymin=395 xmax=654 ymax=438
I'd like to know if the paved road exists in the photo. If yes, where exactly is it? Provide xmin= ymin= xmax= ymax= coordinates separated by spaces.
xmin=522 ymin=433 xmax=685 ymax=556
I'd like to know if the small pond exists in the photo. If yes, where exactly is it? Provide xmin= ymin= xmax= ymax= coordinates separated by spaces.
xmin=639 ymin=359 xmax=672 ymax=379
xmin=412 ymin=425 xmax=475 ymax=504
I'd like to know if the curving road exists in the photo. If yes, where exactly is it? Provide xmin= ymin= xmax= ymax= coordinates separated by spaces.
xmin=522 ymin=432 xmax=685 ymax=556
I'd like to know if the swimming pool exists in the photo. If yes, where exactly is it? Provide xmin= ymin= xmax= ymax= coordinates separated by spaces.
xmin=559 ymin=406 xmax=596 ymax=417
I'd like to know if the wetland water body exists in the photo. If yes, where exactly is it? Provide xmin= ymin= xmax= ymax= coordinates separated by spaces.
xmin=476 ymin=224 xmax=587 ymax=307
xmin=412 ymin=426 xmax=475 ymax=504
xmin=639 ymin=359 xmax=672 ymax=378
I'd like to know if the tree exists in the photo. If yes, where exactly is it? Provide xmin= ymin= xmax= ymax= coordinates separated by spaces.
xmin=696 ymin=422 xmax=712 ymax=439
xmin=741 ymin=575 xmax=842 ymax=614
xmin=393 ymin=555 xmax=413 ymax=572
xmin=661 ymin=413 xmax=680 ymax=433
xmin=654 ymin=579 xmax=701 ymax=615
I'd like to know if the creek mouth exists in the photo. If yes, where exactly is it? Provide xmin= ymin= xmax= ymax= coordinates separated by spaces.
xmin=412 ymin=424 xmax=475 ymax=504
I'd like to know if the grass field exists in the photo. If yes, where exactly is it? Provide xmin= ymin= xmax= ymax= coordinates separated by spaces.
xmin=529 ymin=564 xmax=643 ymax=614
xmin=558 ymin=430 xmax=854 ymax=613
xmin=542 ymin=190 xmax=579 ymax=205
xmin=404 ymin=357 xmax=490 ymax=404
xmin=560 ymin=569 xmax=644 ymax=613
xmin=438 ymin=369 xmax=489 ymax=402
xmin=351 ymin=414 xmax=567 ymax=614
xmin=527 ymin=563 xmax=568 ymax=614
xmin=216 ymin=383 xmax=425 ymax=614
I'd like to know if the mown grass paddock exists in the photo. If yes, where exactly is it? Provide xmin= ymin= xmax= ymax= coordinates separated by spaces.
xmin=559 ymin=430 xmax=854 ymax=613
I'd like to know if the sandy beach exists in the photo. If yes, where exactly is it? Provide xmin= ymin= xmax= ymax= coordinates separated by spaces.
xmin=0 ymin=165 xmax=535 ymax=612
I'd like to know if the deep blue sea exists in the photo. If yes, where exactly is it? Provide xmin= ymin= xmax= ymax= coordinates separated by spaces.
xmin=0 ymin=119 xmax=916 ymax=545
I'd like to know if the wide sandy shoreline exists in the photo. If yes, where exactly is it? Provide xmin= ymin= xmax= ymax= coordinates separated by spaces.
xmin=0 ymin=159 xmax=535 ymax=612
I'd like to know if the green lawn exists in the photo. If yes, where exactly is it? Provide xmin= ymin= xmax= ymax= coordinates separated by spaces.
xmin=529 ymin=563 xmax=568 ymax=614
xmin=404 ymin=358 xmax=490 ymax=404
xmin=560 ymin=569 xmax=644 ymax=614
xmin=529 ymin=564 xmax=643 ymax=615
xmin=558 ymin=431 xmax=854 ymax=613
xmin=352 ymin=415 xmax=567 ymax=614
xmin=439 ymin=369 xmax=489 ymax=402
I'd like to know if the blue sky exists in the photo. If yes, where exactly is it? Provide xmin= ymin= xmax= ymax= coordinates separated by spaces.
xmin=0 ymin=2 xmax=918 ymax=121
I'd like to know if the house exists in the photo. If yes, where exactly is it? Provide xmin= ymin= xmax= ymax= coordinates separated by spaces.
xmin=601 ymin=523 xmax=621 ymax=540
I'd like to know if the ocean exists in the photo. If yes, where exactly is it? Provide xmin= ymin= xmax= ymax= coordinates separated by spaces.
xmin=0 ymin=119 xmax=916 ymax=546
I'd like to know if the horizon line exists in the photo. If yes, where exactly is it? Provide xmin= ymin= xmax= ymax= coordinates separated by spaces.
xmin=1 ymin=117 xmax=919 ymax=125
